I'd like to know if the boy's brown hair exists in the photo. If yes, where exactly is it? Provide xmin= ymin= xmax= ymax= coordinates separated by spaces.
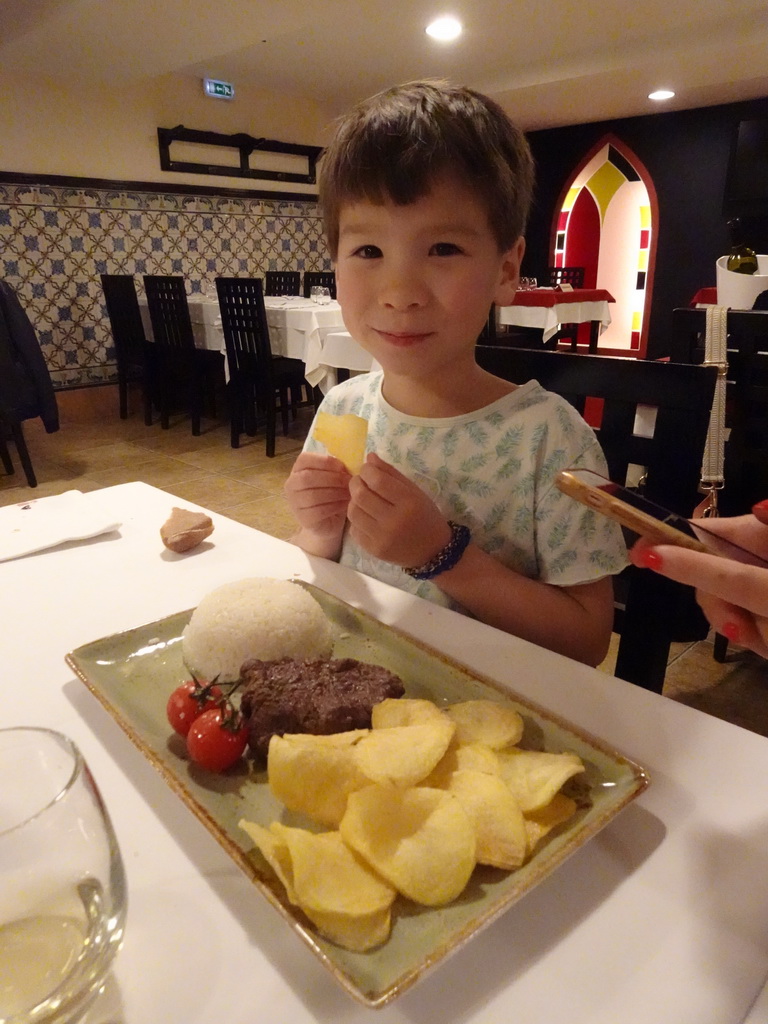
xmin=318 ymin=79 xmax=535 ymax=259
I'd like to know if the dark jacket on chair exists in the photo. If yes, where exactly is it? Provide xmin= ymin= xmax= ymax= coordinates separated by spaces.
xmin=0 ymin=281 xmax=59 ymax=433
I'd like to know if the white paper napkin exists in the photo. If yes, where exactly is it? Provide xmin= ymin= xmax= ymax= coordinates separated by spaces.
xmin=0 ymin=490 xmax=122 ymax=562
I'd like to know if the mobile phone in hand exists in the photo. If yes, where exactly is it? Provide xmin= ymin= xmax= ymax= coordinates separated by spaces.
xmin=556 ymin=468 xmax=768 ymax=568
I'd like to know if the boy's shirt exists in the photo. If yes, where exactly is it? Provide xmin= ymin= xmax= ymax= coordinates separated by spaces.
xmin=303 ymin=372 xmax=628 ymax=610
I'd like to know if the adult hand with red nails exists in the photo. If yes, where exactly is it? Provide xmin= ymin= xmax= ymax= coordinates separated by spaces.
xmin=629 ymin=501 xmax=768 ymax=659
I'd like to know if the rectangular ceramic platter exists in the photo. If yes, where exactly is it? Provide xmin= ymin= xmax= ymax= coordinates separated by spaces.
xmin=66 ymin=582 xmax=649 ymax=1008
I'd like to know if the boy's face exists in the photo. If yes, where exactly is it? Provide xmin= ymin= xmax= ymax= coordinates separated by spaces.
xmin=334 ymin=173 xmax=523 ymax=383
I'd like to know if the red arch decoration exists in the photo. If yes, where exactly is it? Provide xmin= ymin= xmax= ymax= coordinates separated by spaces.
xmin=550 ymin=134 xmax=659 ymax=358
xmin=567 ymin=189 xmax=600 ymax=290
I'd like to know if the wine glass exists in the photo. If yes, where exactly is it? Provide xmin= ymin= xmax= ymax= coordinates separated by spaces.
xmin=318 ymin=287 xmax=331 ymax=305
xmin=310 ymin=286 xmax=320 ymax=303
xmin=0 ymin=728 xmax=127 ymax=1024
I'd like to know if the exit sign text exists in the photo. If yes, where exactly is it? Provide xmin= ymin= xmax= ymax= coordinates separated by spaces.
xmin=203 ymin=78 xmax=235 ymax=100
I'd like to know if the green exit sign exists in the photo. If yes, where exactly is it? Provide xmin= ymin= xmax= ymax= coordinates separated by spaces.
xmin=203 ymin=78 xmax=235 ymax=100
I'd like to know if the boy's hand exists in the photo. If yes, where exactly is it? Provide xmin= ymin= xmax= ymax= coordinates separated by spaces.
xmin=348 ymin=452 xmax=452 ymax=569
xmin=284 ymin=452 xmax=352 ymax=543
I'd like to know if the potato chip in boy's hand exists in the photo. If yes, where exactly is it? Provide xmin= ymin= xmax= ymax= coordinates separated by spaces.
xmin=313 ymin=412 xmax=368 ymax=475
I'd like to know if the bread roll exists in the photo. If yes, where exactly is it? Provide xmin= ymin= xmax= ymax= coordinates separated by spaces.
xmin=160 ymin=507 xmax=214 ymax=552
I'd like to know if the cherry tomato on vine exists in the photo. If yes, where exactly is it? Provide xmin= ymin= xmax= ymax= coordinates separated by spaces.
xmin=166 ymin=679 xmax=223 ymax=737
xmin=186 ymin=708 xmax=249 ymax=772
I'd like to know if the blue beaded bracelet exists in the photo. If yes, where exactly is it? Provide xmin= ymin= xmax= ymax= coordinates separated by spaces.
xmin=403 ymin=521 xmax=471 ymax=581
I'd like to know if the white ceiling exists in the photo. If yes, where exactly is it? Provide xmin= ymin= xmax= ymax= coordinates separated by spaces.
xmin=2 ymin=0 xmax=768 ymax=129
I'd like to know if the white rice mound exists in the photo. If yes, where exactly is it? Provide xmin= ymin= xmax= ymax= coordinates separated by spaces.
xmin=182 ymin=578 xmax=334 ymax=682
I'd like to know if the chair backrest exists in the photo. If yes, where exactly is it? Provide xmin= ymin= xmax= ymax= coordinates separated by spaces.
xmin=215 ymin=276 xmax=274 ymax=383
xmin=100 ymin=274 xmax=146 ymax=367
xmin=548 ymin=266 xmax=585 ymax=288
xmin=0 ymin=310 xmax=39 ymax=483
xmin=142 ymin=276 xmax=195 ymax=352
xmin=476 ymin=304 xmax=497 ymax=345
xmin=672 ymin=306 xmax=768 ymax=513
xmin=303 ymin=271 xmax=337 ymax=299
xmin=477 ymin=346 xmax=717 ymax=512
xmin=264 ymin=270 xmax=301 ymax=296
xmin=475 ymin=345 xmax=719 ymax=691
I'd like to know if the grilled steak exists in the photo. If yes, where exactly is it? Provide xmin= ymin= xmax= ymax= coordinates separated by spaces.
xmin=239 ymin=657 xmax=405 ymax=758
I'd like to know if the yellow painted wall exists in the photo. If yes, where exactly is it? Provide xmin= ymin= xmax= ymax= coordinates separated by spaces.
xmin=0 ymin=71 xmax=332 ymax=194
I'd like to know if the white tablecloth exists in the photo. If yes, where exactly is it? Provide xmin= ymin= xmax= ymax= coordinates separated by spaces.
xmin=262 ymin=297 xmax=347 ymax=388
xmin=5 ymin=480 xmax=768 ymax=1024
xmin=139 ymin=296 xmax=347 ymax=389
xmin=321 ymin=330 xmax=374 ymax=372
xmin=498 ymin=298 xmax=613 ymax=343
xmin=319 ymin=330 xmax=380 ymax=391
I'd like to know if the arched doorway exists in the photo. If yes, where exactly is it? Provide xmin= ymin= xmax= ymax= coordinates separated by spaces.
xmin=552 ymin=136 xmax=658 ymax=357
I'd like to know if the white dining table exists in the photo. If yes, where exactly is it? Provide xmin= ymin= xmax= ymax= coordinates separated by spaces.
xmin=4 ymin=480 xmax=768 ymax=1024
xmin=318 ymin=329 xmax=380 ymax=389
xmin=138 ymin=295 xmax=348 ymax=390
xmin=498 ymin=288 xmax=614 ymax=350
xmin=262 ymin=297 xmax=348 ymax=388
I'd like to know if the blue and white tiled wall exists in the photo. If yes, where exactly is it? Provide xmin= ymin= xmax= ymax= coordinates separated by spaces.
xmin=0 ymin=179 xmax=330 ymax=387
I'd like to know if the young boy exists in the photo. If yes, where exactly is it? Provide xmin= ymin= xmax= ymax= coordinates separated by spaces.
xmin=284 ymin=80 xmax=627 ymax=666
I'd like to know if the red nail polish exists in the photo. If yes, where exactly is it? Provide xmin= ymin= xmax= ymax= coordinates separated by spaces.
xmin=752 ymin=499 xmax=768 ymax=513
xmin=637 ymin=549 xmax=663 ymax=571
xmin=721 ymin=621 xmax=741 ymax=642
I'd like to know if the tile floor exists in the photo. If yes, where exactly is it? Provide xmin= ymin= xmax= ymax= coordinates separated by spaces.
xmin=4 ymin=384 xmax=767 ymax=739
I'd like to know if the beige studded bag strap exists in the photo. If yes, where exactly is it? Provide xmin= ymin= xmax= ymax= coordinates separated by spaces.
xmin=696 ymin=305 xmax=728 ymax=518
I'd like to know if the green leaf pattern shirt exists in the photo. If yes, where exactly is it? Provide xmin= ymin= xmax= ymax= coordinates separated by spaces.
xmin=304 ymin=372 xmax=628 ymax=611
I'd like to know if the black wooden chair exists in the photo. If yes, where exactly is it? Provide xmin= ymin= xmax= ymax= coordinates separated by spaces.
xmin=0 ymin=315 xmax=40 ymax=487
xmin=477 ymin=304 xmax=498 ymax=345
xmin=671 ymin=307 xmax=768 ymax=515
xmin=672 ymin=306 xmax=768 ymax=661
xmin=547 ymin=266 xmax=586 ymax=349
xmin=303 ymin=271 xmax=337 ymax=299
xmin=143 ymin=275 xmax=221 ymax=435
xmin=475 ymin=345 xmax=718 ymax=692
xmin=215 ymin=277 xmax=317 ymax=454
xmin=264 ymin=270 xmax=301 ymax=297
xmin=100 ymin=274 xmax=154 ymax=423
xmin=0 ymin=282 xmax=59 ymax=487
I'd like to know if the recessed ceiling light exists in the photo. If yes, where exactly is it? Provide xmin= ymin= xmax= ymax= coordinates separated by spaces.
xmin=648 ymin=89 xmax=675 ymax=101
xmin=426 ymin=16 xmax=462 ymax=41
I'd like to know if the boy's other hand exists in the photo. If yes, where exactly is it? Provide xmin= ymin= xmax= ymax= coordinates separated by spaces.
xmin=284 ymin=451 xmax=352 ymax=539
xmin=348 ymin=452 xmax=452 ymax=568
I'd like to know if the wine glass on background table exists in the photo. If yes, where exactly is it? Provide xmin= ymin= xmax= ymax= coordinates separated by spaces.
xmin=0 ymin=728 xmax=127 ymax=1024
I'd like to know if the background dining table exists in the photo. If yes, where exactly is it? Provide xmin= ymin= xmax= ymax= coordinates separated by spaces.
xmin=139 ymin=294 xmax=348 ymax=390
xmin=3 ymin=480 xmax=768 ymax=1023
xmin=261 ymin=296 xmax=348 ymax=388
xmin=498 ymin=288 xmax=615 ymax=351
xmin=318 ymin=329 xmax=379 ymax=389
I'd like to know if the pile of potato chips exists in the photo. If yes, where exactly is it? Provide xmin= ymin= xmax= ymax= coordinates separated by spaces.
xmin=239 ymin=697 xmax=585 ymax=952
